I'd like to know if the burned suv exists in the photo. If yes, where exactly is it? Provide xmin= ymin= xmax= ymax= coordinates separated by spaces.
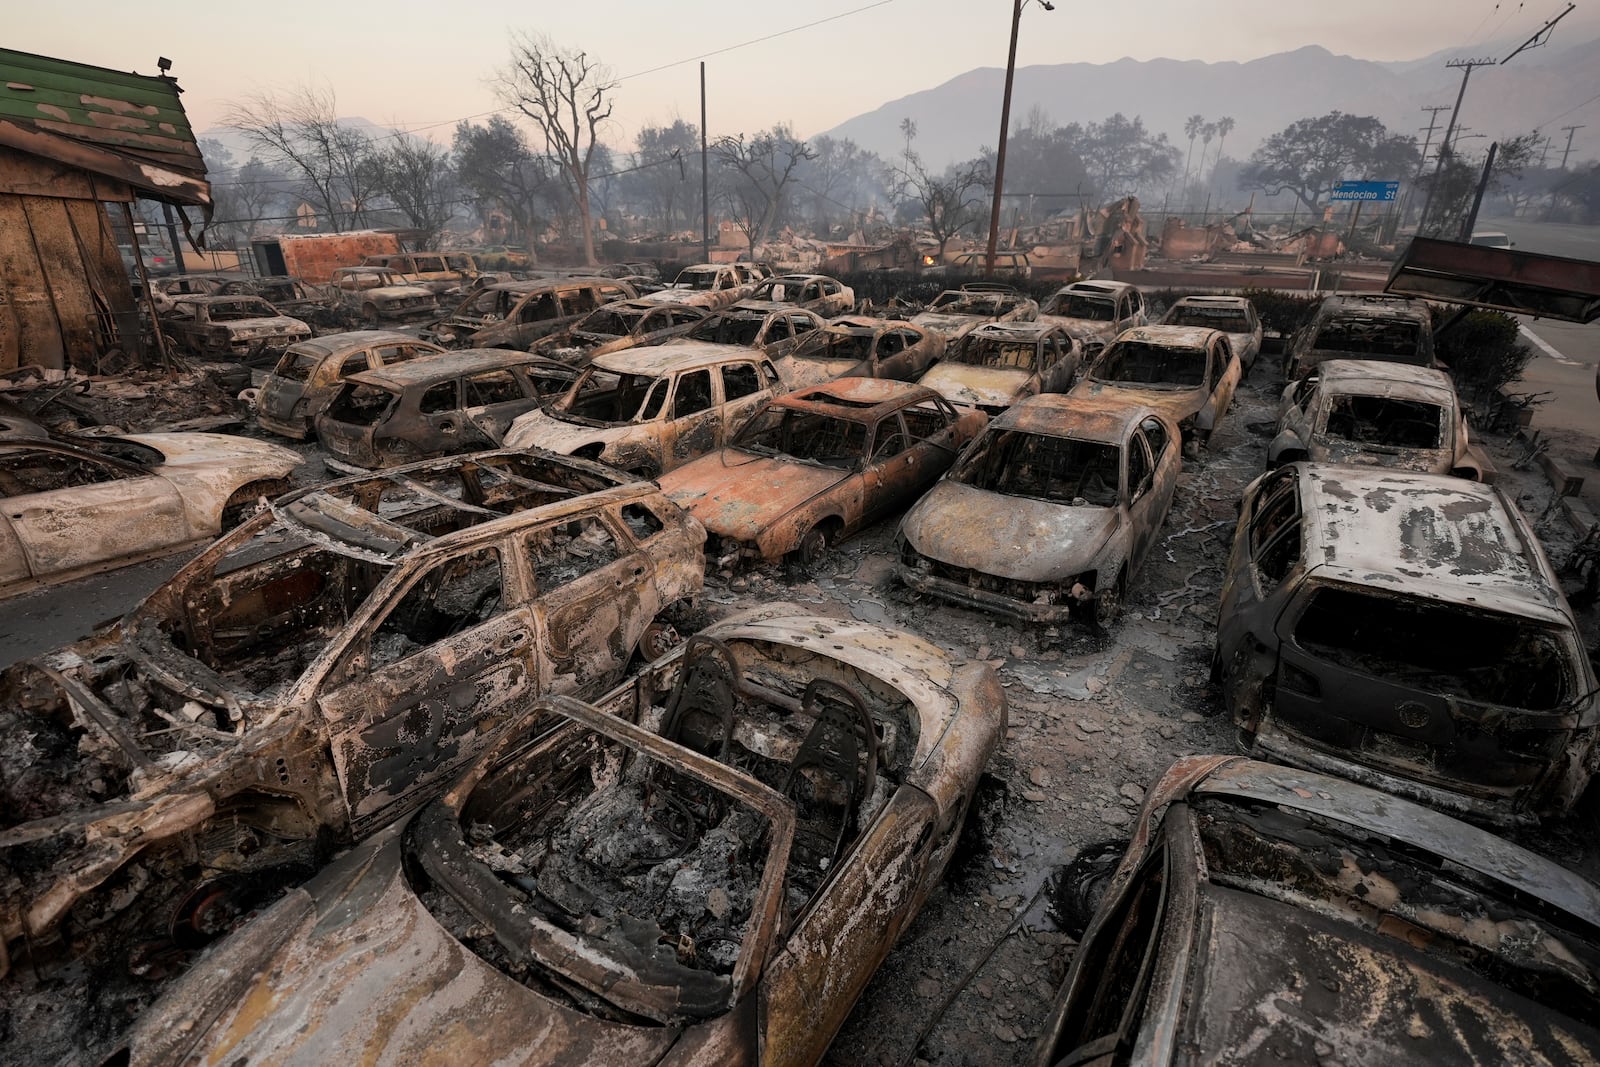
xmin=1215 ymin=463 xmax=1597 ymax=822
xmin=0 ymin=451 xmax=704 ymax=1000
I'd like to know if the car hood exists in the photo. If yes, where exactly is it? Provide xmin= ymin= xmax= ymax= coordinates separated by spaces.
xmin=125 ymin=827 xmax=685 ymax=1066
xmin=901 ymin=480 xmax=1118 ymax=583
xmin=659 ymin=452 xmax=845 ymax=541
xmin=918 ymin=365 xmax=1027 ymax=409
xmin=1071 ymin=379 xmax=1204 ymax=421
xmin=1308 ymin=438 xmax=1452 ymax=475
xmin=503 ymin=410 xmax=629 ymax=453
xmin=215 ymin=316 xmax=309 ymax=335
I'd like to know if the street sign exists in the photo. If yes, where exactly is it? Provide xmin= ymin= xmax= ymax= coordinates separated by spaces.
xmin=1330 ymin=180 xmax=1400 ymax=202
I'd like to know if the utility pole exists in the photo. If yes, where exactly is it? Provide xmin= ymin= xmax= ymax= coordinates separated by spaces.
xmin=1459 ymin=141 xmax=1498 ymax=240
xmin=1559 ymin=125 xmax=1585 ymax=170
xmin=1400 ymin=105 xmax=1450 ymax=231
xmin=984 ymin=0 xmax=1054 ymax=276
xmin=1417 ymin=57 xmax=1497 ymax=234
xmin=700 ymin=62 xmax=710 ymax=263
xmin=1539 ymin=135 xmax=1554 ymax=168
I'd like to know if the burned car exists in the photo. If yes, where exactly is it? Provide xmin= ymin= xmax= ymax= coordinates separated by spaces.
xmin=1031 ymin=756 xmax=1600 ymax=1067
xmin=216 ymin=276 xmax=328 ymax=320
xmin=0 ymin=451 xmax=704 ymax=1015
xmin=1284 ymin=293 xmax=1435 ymax=380
xmin=776 ymin=316 xmax=944 ymax=389
xmin=326 ymin=266 xmax=440 ymax=326
xmin=1069 ymin=324 xmax=1240 ymax=456
xmin=659 ymin=379 xmax=986 ymax=570
xmin=504 ymin=343 xmax=786 ymax=479
xmin=1036 ymin=280 xmax=1148 ymax=356
xmin=144 ymin=272 xmax=235 ymax=314
xmin=160 ymin=295 xmax=312 ymax=360
xmin=909 ymin=284 xmax=1038 ymax=341
xmin=1215 ymin=463 xmax=1598 ymax=822
xmin=1269 ymin=358 xmax=1485 ymax=478
xmin=636 ymin=263 xmax=756 ymax=311
xmin=1158 ymin=294 xmax=1262 ymax=375
xmin=119 ymin=605 xmax=1005 ymax=1067
xmin=317 ymin=349 xmax=581 ymax=469
xmin=917 ymin=321 xmax=1082 ymax=415
xmin=897 ymin=396 xmax=1180 ymax=628
xmin=535 ymin=298 xmax=711 ymax=363
xmin=0 ymin=433 xmax=302 ymax=598
xmin=423 ymin=278 xmax=637 ymax=350
xmin=677 ymin=302 xmax=827 ymax=359
xmin=745 ymin=273 xmax=855 ymax=316
xmin=257 ymin=331 xmax=446 ymax=439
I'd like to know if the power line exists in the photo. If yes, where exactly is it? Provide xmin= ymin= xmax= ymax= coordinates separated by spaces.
xmin=1533 ymin=89 xmax=1600 ymax=131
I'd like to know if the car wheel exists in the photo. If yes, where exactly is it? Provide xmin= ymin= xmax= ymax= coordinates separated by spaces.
xmin=789 ymin=523 xmax=832 ymax=573
xmin=1182 ymin=434 xmax=1201 ymax=461
xmin=638 ymin=618 xmax=683 ymax=661
xmin=1048 ymin=840 xmax=1127 ymax=940
xmin=361 ymin=304 xmax=380 ymax=328
xmin=1092 ymin=572 xmax=1125 ymax=632
xmin=221 ymin=478 xmax=291 ymax=529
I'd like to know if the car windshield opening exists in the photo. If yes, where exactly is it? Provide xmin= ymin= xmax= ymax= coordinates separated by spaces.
xmin=1046 ymin=294 xmax=1115 ymax=321
xmin=690 ymin=316 xmax=764 ymax=346
xmin=802 ymin=333 xmax=874 ymax=362
xmin=565 ymin=371 xmax=665 ymax=423
xmin=1092 ymin=342 xmax=1206 ymax=388
xmin=1313 ymin=319 xmax=1424 ymax=359
xmin=275 ymin=352 xmax=321 ymax=382
xmin=1322 ymin=396 xmax=1443 ymax=450
xmin=1169 ymin=307 xmax=1250 ymax=332
xmin=739 ymin=410 xmax=868 ymax=468
xmin=677 ymin=271 xmax=718 ymax=291
xmin=952 ymin=339 xmax=1036 ymax=370
xmin=952 ymin=429 xmax=1120 ymax=506
xmin=1294 ymin=587 xmax=1572 ymax=710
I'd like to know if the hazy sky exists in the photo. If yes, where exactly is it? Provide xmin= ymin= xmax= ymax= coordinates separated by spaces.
xmin=13 ymin=0 xmax=1600 ymax=148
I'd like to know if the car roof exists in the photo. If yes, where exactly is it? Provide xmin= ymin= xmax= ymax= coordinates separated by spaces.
xmin=593 ymin=341 xmax=763 ymax=375
xmin=1294 ymin=464 xmax=1566 ymax=620
xmin=826 ymin=316 xmax=902 ymax=333
xmin=1113 ymin=324 xmax=1219 ymax=348
xmin=992 ymin=393 xmax=1159 ymax=443
xmin=285 ymin=330 xmax=429 ymax=358
xmin=1314 ymin=358 xmax=1455 ymax=398
xmin=1317 ymin=294 xmax=1431 ymax=324
xmin=345 ymin=348 xmax=556 ymax=387
xmin=776 ymin=377 xmax=938 ymax=421
xmin=170 ymin=294 xmax=276 ymax=306
xmin=1172 ymin=295 xmax=1252 ymax=308
xmin=963 ymin=321 xmax=1068 ymax=342
xmin=1056 ymin=280 xmax=1135 ymax=297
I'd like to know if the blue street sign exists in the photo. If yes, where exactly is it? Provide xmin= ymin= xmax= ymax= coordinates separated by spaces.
xmin=1329 ymin=180 xmax=1400 ymax=202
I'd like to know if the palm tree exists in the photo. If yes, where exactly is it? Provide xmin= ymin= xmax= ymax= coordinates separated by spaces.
xmin=1181 ymin=114 xmax=1205 ymax=204
xmin=1211 ymin=116 xmax=1235 ymax=194
xmin=1199 ymin=122 xmax=1218 ymax=182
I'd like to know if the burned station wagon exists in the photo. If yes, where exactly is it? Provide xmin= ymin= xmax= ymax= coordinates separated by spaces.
xmin=1069 ymin=324 xmax=1240 ymax=456
xmin=1269 ymin=358 xmax=1485 ymax=479
xmin=777 ymin=316 xmax=944 ymax=389
xmin=1216 ymin=463 xmax=1598 ymax=822
xmin=1031 ymin=756 xmax=1600 ymax=1067
xmin=119 ymin=605 xmax=1005 ymax=1067
xmin=0 ymin=451 xmax=704 ymax=1012
xmin=504 ymin=343 xmax=787 ymax=479
xmin=424 ymin=278 xmax=637 ymax=350
xmin=257 ymin=331 xmax=446 ymax=439
xmin=317 ymin=348 xmax=580 ymax=469
xmin=898 ymin=396 xmax=1181 ymax=628
xmin=917 ymin=321 xmax=1082 ymax=415
xmin=660 ymin=379 xmax=986 ymax=570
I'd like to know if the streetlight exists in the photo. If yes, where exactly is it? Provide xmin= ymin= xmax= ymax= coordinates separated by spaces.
xmin=984 ymin=0 xmax=1054 ymax=276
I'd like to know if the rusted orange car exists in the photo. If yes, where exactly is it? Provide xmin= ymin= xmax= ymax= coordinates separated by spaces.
xmin=116 ymin=605 xmax=1006 ymax=1067
xmin=659 ymin=378 xmax=985 ymax=570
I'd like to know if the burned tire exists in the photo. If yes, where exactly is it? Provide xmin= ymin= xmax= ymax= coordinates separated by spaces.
xmin=1092 ymin=571 xmax=1125 ymax=632
xmin=789 ymin=523 xmax=832 ymax=573
xmin=1048 ymin=839 xmax=1127 ymax=940
xmin=221 ymin=478 xmax=291 ymax=530
xmin=638 ymin=617 xmax=683 ymax=661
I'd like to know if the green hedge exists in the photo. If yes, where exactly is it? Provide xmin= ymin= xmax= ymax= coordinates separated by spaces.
xmin=1431 ymin=308 xmax=1532 ymax=400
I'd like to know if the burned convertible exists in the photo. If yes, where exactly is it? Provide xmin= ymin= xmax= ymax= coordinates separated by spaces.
xmin=0 ymin=451 xmax=704 ymax=997
xmin=118 ymin=606 xmax=1007 ymax=1067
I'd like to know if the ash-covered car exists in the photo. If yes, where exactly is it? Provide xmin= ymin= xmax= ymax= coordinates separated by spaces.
xmin=117 ymin=605 xmax=1005 ymax=1067
xmin=316 ymin=349 xmax=581 ymax=469
xmin=917 ymin=321 xmax=1082 ymax=415
xmin=257 ymin=331 xmax=446 ymax=439
xmin=1036 ymin=280 xmax=1148 ymax=355
xmin=1269 ymin=358 xmax=1486 ymax=478
xmin=1216 ymin=463 xmax=1598 ymax=823
xmin=326 ymin=266 xmax=440 ymax=326
xmin=0 ymin=433 xmax=302 ymax=598
xmin=1283 ymin=293 xmax=1435 ymax=380
xmin=745 ymin=273 xmax=855 ymax=316
xmin=635 ymin=263 xmax=756 ymax=311
xmin=144 ymin=273 xmax=235 ymax=314
xmin=534 ymin=298 xmax=710 ymax=363
xmin=1069 ymin=324 xmax=1240 ymax=456
xmin=897 ymin=396 xmax=1180 ymax=628
xmin=504 ymin=343 xmax=787 ymax=479
xmin=909 ymin=284 xmax=1038 ymax=341
xmin=776 ymin=316 xmax=944 ymax=389
xmin=1158 ymin=294 xmax=1262 ymax=375
xmin=1032 ymin=756 xmax=1600 ymax=1067
xmin=660 ymin=379 xmax=986 ymax=570
xmin=423 ymin=278 xmax=637 ymax=350
xmin=160 ymin=295 xmax=312 ymax=360
xmin=0 ymin=452 xmax=704 ymax=1041
xmin=675 ymin=302 xmax=827 ymax=359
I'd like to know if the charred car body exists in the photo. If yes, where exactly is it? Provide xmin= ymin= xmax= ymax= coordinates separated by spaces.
xmin=504 ymin=343 xmax=787 ymax=479
xmin=659 ymin=379 xmax=986 ymax=569
xmin=118 ymin=605 xmax=1005 ymax=1067
xmin=1069 ymin=325 xmax=1240 ymax=455
xmin=1269 ymin=358 xmax=1485 ymax=479
xmin=326 ymin=266 xmax=440 ymax=326
xmin=424 ymin=279 xmax=637 ymax=350
xmin=1216 ymin=463 xmax=1598 ymax=822
xmin=637 ymin=264 xmax=757 ymax=311
xmin=1284 ymin=294 xmax=1435 ymax=380
xmin=745 ymin=273 xmax=855 ymax=316
xmin=0 ymin=433 xmax=302 ymax=598
xmin=317 ymin=349 xmax=581 ymax=469
xmin=917 ymin=321 xmax=1082 ymax=415
xmin=777 ymin=316 xmax=944 ymax=389
xmin=160 ymin=295 xmax=312 ymax=360
xmin=534 ymin=298 xmax=711 ymax=363
xmin=677 ymin=303 xmax=828 ymax=360
xmin=1158 ymin=294 xmax=1262 ymax=375
xmin=909 ymin=284 xmax=1038 ymax=342
xmin=257 ymin=331 xmax=446 ymax=440
xmin=1036 ymin=280 xmax=1148 ymax=356
xmin=1032 ymin=756 xmax=1600 ymax=1067
xmin=0 ymin=451 xmax=704 ymax=1004
xmin=897 ymin=396 xmax=1181 ymax=627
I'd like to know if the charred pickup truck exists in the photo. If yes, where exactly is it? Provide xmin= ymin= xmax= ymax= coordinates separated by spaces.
xmin=0 ymin=451 xmax=704 ymax=1003
xmin=118 ymin=605 xmax=1005 ymax=1067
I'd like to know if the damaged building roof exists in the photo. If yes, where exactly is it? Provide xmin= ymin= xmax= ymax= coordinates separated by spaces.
xmin=0 ymin=47 xmax=210 ymax=207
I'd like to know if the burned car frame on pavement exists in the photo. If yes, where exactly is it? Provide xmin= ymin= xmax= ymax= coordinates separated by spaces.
xmin=0 ymin=450 xmax=704 ymax=1000
xmin=119 ymin=605 xmax=1006 ymax=1067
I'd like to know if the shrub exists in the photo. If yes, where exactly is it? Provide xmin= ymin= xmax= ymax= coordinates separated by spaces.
xmin=1431 ymin=308 xmax=1532 ymax=401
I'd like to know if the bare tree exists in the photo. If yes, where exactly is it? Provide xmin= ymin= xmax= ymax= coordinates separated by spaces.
xmin=711 ymin=125 xmax=816 ymax=255
xmin=497 ymin=33 xmax=614 ymax=265
xmin=225 ymin=86 xmax=379 ymax=230
xmin=370 ymin=137 xmax=457 ymax=248
xmin=898 ymin=152 xmax=992 ymax=259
